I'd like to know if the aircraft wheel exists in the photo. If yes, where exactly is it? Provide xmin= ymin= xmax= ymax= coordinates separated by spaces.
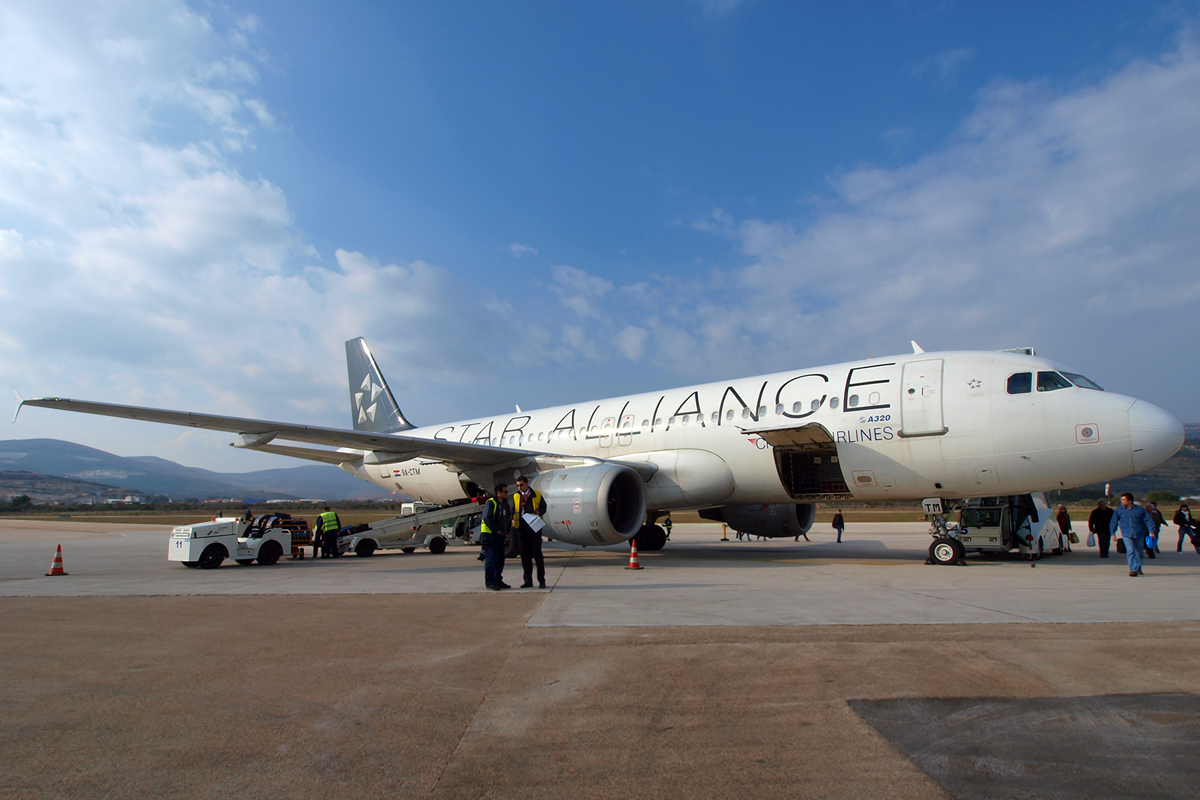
xmin=198 ymin=545 xmax=225 ymax=570
xmin=257 ymin=542 xmax=282 ymax=566
xmin=428 ymin=537 xmax=447 ymax=555
xmin=356 ymin=540 xmax=377 ymax=558
xmin=1034 ymin=540 xmax=1044 ymax=561
xmin=504 ymin=533 xmax=520 ymax=559
xmin=235 ymin=559 xmax=255 ymax=566
xmin=635 ymin=524 xmax=667 ymax=551
xmin=929 ymin=538 xmax=963 ymax=565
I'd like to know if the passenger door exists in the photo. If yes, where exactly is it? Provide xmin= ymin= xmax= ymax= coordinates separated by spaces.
xmin=900 ymin=359 xmax=946 ymax=436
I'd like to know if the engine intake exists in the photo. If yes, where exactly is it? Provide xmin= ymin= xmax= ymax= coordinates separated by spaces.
xmin=533 ymin=463 xmax=646 ymax=546
xmin=700 ymin=503 xmax=816 ymax=539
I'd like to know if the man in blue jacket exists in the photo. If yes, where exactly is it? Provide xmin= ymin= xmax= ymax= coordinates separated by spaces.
xmin=1109 ymin=492 xmax=1158 ymax=577
xmin=480 ymin=484 xmax=512 ymax=590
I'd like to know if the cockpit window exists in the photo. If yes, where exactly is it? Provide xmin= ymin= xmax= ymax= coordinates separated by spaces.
xmin=1061 ymin=371 xmax=1104 ymax=391
xmin=1037 ymin=371 xmax=1073 ymax=392
xmin=1007 ymin=373 xmax=1032 ymax=394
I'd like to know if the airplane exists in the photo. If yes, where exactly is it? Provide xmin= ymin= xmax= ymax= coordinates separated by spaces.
xmin=15 ymin=339 xmax=1185 ymax=554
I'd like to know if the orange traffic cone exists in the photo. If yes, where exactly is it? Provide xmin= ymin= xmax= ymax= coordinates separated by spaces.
xmin=625 ymin=538 xmax=644 ymax=570
xmin=46 ymin=544 xmax=68 ymax=576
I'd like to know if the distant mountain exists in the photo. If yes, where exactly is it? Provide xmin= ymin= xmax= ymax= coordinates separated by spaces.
xmin=0 ymin=439 xmax=394 ymax=501
xmin=0 ymin=470 xmax=130 ymax=504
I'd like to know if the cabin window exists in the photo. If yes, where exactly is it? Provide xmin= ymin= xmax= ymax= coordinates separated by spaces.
xmin=681 ymin=415 xmax=689 ymax=424
xmin=758 ymin=406 xmax=767 ymax=416
xmin=712 ymin=412 xmax=719 ymax=422
xmin=1037 ymin=371 xmax=1072 ymax=392
xmin=537 ymin=432 xmax=544 ymax=442
xmin=775 ymin=404 xmax=784 ymax=415
xmin=654 ymin=418 xmax=662 ymax=426
xmin=641 ymin=420 xmax=649 ymax=429
xmin=1061 ymin=371 xmax=1104 ymax=391
xmin=869 ymin=391 xmax=880 ymax=404
xmin=829 ymin=398 xmax=839 ymax=409
xmin=792 ymin=402 xmax=802 ymax=413
xmin=727 ymin=409 xmax=734 ymax=420
xmin=811 ymin=399 xmax=820 ymax=411
xmin=848 ymin=394 xmax=859 ymax=407
xmin=742 ymin=408 xmax=751 ymax=419
xmin=668 ymin=417 xmax=676 ymax=425
xmin=1007 ymin=373 xmax=1032 ymax=394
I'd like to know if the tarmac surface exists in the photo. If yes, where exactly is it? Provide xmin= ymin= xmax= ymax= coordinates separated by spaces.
xmin=3 ymin=519 xmax=1200 ymax=798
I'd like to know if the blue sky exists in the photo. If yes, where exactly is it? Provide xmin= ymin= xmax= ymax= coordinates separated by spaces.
xmin=2 ymin=0 xmax=1198 ymax=471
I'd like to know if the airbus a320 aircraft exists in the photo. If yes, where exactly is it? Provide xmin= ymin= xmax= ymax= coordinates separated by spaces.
xmin=17 ymin=339 xmax=1184 ymax=551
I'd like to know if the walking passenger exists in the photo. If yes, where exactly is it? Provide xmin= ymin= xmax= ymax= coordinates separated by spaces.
xmin=1146 ymin=502 xmax=1165 ymax=558
xmin=512 ymin=475 xmax=547 ymax=589
xmin=480 ymin=484 xmax=512 ymax=590
xmin=831 ymin=509 xmax=845 ymax=543
xmin=1089 ymin=500 xmax=1115 ymax=558
xmin=1109 ymin=493 xmax=1156 ymax=577
xmin=1174 ymin=504 xmax=1199 ymax=553
xmin=1056 ymin=505 xmax=1074 ymax=553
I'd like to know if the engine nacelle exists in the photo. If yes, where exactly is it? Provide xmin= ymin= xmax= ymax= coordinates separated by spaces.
xmin=699 ymin=503 xmax=816 ymax=539
xmin=533 ymin=463 xmax=646 ymax=547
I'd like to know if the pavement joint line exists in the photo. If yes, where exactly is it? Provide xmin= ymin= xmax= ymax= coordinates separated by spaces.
xmin=799 ymin=565 xmax=1043 ymax=623
xmin=427 ymin=593 xmax=546 ymax=794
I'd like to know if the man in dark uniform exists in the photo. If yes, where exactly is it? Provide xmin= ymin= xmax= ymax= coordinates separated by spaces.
xmin=512 ymin=475 xmax=548 ymax=588
xmin=317 ymin=506 xmax=341 ymax=559
xmin=480 ymin=484 xmax=512 ymax=590
xmin=1089 ymin=499 xmax=1115 ymax=558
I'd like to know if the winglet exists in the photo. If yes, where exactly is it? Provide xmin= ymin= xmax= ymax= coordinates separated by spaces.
xmin=12 ymin=388 xmax=24 ymax=423
xmin=911 ymin=341 xmax=925 ymax=354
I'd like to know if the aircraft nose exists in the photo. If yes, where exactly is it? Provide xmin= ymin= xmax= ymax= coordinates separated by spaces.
xmin=1128 ymin=400 xmax=1185 ymax=473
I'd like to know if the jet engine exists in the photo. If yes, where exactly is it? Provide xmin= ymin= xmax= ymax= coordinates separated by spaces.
xmin=699 ymin=503 xmax=816 ymax=539
xmin=532 ymin=463 xmax=647 ymax=547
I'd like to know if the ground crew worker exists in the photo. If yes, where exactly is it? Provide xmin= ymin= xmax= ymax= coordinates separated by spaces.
xmin=481 ymin=484 xmax=512 ymax=590
xmin=662 ymin=513 xmax=673 ymax=541
xmin=317 ymin=506 xmax=341 ymax=559
xmin=512 ymin=475 xmax=547 ymax=588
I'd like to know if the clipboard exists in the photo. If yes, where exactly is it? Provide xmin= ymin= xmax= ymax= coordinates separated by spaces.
xmin=521 ymin=513 xmax=545 ymax=533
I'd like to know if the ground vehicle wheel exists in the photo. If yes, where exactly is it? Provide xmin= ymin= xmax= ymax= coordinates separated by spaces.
xmin=428 ymin=537 xmax=447 ymax=554
xmin=355 ymin=540 xmax=377 ymax=558
xmin=198 ymin=545 xmax=225 ymax=570
xmin=929 ymin=537 xmax=963 ymax=565
xmin=181 ymin=561 xmax=199 ymax=568
xmin=504 ymin=532 xmax=520 ymax=559
xmin=1034 ymin=539 xmax=1044 ymax=561
xmin=401 ymin=547 xmax=417 ymax=554
xmin=635 ymin=524 xmax=667 ymax=551
xmin=257 ymin=541 xmax=282 ymax=566
xmin=235 ymin=559 xmax=255 ymax=566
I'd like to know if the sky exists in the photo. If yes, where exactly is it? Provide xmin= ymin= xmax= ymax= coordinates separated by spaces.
xmin=2 ymin=0 xmax=1198 ymax=472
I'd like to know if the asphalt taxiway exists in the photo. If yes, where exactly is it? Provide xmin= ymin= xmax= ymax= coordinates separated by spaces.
xmin=3 ymin=520 xmax=1199 ymax=799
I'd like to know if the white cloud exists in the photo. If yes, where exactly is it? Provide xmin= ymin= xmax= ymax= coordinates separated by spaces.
xmin=911 ymin=46 xmax=976 ymax=83
xmin=507 ymin=241 xmax=538 ymax=257
xmin=697 ymin=0 xmax=751 ymax=19
xmin=615 ymin=326 xmax=649 ymax=361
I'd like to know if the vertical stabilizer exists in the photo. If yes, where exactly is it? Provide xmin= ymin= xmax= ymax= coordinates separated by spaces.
xmin=345 ymin=338 xmax=414 ymax=433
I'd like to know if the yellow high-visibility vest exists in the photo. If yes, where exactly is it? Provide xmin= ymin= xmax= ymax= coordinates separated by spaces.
xmin=513 ymin=489 xmax=544 ymax=519
xmin=480 ymin=497 xmax=501 ymax=534
xmin=319 ymin=511 xmax=339 ymax=532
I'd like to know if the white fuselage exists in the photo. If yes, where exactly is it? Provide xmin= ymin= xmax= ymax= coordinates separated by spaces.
xmin=341 ymin=350 xmax=1182 ymax=510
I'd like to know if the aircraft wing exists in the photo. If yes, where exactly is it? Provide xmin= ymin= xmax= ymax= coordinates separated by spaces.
xmin=17 ymin=397 xmax=537 ymax=467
